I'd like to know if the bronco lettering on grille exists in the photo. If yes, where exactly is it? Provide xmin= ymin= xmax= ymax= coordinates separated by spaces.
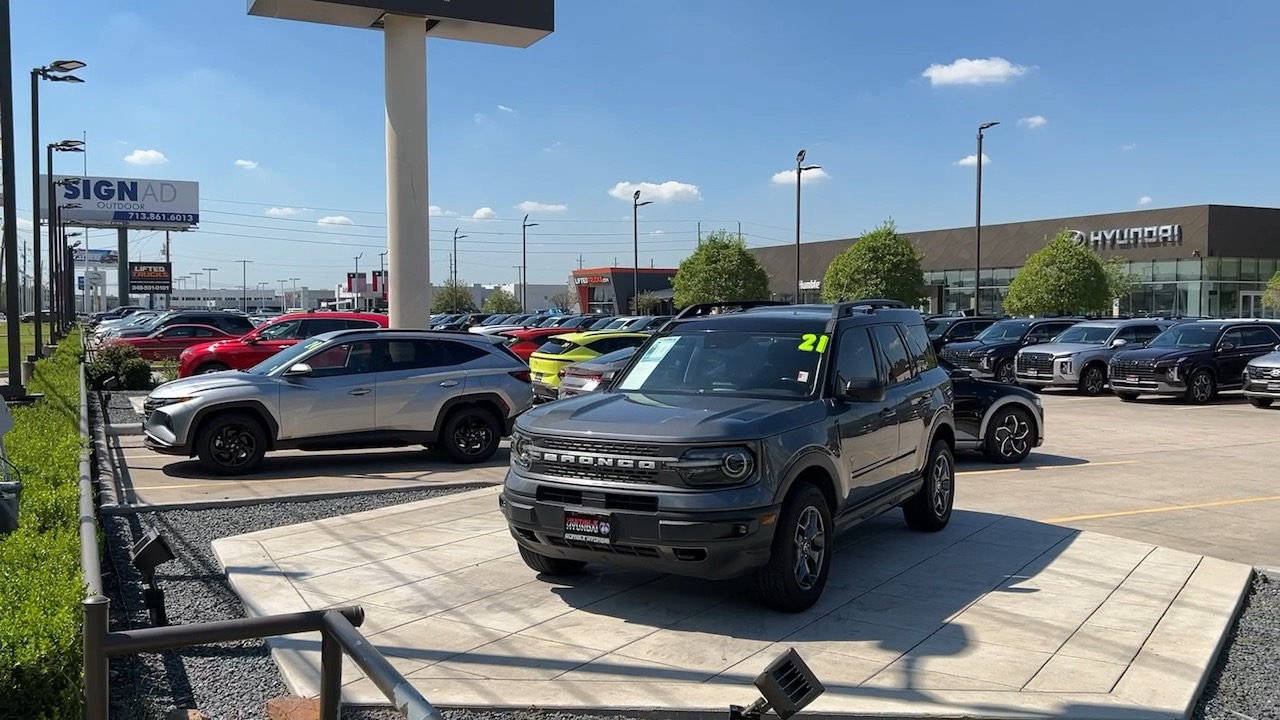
xmin=532 ymin=451 xmax=659 ymax=470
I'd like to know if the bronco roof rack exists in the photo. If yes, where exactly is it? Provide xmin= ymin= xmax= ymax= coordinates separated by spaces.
xmin=673 ymin=300 xmax=791 ymax=320
xmin=830 ymin=298 xmax=910 ymax=318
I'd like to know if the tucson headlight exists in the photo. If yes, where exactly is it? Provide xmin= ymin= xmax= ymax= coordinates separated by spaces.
xmin=511 ymin=430 xmax=532 ymax=468
xmin=671 ymin=446 xmax=755 ymax=486
xmin=147 ymin=396 xmax=194 ymax=410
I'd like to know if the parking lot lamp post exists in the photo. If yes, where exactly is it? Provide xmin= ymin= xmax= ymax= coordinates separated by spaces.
xmin=521 ymin=215 xmax=537 ymax=311
xmin=632 ymin=191 xmax=652 ymax=312
xmin=794 ymin=150 xmax=822 ymax=303
xmin=234 ymin=260 xmax=252 ymax=311
xmin=974 ymin=121 xmax=999 ymax=314
xmin=46 ymin=141 xmax=83 ymax=345
xmin=30 ymin=60 xmax=85 ymax=357
xmin=451 ymin=228 xmax=466 ymax=312
xmin=56 ymin=203 xmax=82 ymax=332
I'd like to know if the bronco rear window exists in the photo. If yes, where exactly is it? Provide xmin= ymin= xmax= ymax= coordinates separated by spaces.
xmin=535 ymin=338 xmax=577 ymax=355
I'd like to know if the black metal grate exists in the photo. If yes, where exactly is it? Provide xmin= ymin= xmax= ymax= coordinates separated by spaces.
xmin=1248 ymin=365 xmax=1279 ymax=380
xmin=546 ymin=536 xmax=660 ymax=557
xmin=1110 ymin=358 xmax=1157 ymax=382
xmin=534 ymin=436 xmax=662 ymax=457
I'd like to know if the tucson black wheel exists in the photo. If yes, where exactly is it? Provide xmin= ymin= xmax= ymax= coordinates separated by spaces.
xmin=195 ymin=412 xmax=267 ymax=475
xmin=902 ymin=439 xmax=955 ymax=532
xmin=440 ymin=406 xmax=501 ymax=463
xmin=757 ymin=482 xmax=832 ymax=613
xmin=984 ymin=406 xmax=1034 ymax=464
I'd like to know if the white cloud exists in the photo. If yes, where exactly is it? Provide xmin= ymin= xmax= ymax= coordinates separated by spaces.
xmin=922 ymin=57 xmax=1031 ymax=86
xmin=471 ymin=207 xmax=497 ymax=220
xmin=1120 ymin=142 xmax=1137 ymax=152
xmin=429 ymin=205 xmax=457 ymax=217
xmin=317 ymin=215 xmax=354 ymax=225
xmin=515 ymin=201 xmax=568 ymax=213
xmin=650 ymin=229 xmax=664 ymax=235
xmin=265 ymin=207 xmax=301 ymax=217
xmin=770 ymin=167 xmax=832 ymax=186
xmin=125 ymin=149 xmax=169 ymax=165
xmin=497 ymin=105 xmax=515 ymax=114
xmin=1138 ymin=196 xmax=1153 ymax=206
xmin=607 ymin=181 xmax=701 ymax=203
xmin=542 ymin=141 xmax=562 ymax=153
xmin=955 ymin=153 xmax=991 ymax=167
xmin=474 ymin=113 xmax=486 ymax=125
xmin=1018 ymin=115 xmax=1047 ymax=129
xmin=234 ymin=158 xmax=258 ymax=169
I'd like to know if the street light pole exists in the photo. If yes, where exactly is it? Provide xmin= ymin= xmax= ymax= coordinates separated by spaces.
xmin=353 ymin=253 xmax=363 ymax=310
xmin=47 ymin=145 xmax=84 ymax=341
xmin=521 ymin=215 xmax=538 ymax=312
xmin=632 ymin=191 xmax=652 ymax=313
xmin=451 ymin=228 xmax=467 ymax=312
xmin=794 ymin=149 xmax=822 ymax=303
xmin=974 ymin=121 xmax=999 ymax=315
xmin=234 ymin=259 xmax=252 ymax=311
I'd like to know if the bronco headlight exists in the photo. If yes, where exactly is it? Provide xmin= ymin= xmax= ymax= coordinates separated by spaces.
xmin=672 ymin=446 xmax=755 ymax=486
xmin=511 ymin=430 xmax=532 ymax=468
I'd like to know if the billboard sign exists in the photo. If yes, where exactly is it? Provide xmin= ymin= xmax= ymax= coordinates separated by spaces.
xmin=72 ymin=248 xmax=119 ymax=265
xmin=128 ymin=262 xmax=174 ymax=294
xmin=39 ymin=175 xmax=200 ymax=230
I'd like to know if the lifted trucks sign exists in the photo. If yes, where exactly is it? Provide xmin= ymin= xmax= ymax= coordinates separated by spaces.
xmin=128 ymin=262 xmax=173 ymax=294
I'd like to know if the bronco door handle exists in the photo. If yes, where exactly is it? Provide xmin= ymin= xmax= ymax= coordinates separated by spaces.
xmin=439 ymin=380 xmax=459 ymax=387
xmin=348 ymin=388 xmax=372 ymax=396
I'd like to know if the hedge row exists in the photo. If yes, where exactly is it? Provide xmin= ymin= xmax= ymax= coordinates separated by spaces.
xmin=0 ymin=332 xmax=88 ymax=720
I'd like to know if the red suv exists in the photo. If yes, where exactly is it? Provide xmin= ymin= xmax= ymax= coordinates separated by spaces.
xmin=176 ymin=312 xmax=389 ymax=377
xmin=499 ymin=327 xmax=576 ymax=361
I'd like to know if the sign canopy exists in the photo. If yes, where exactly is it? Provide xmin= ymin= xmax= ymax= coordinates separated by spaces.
xmin=39 ymin=174 xmax=200 ymax=231
xmin=247 ymin=0 xmax=553 ymax=47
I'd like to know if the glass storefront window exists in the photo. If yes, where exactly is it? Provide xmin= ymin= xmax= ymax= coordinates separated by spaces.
xmin=1152 ymin=261 xmax=1177 ymax=282
xmin=1240 ymin=258 xmax=1259 ymax=282
xmin=1260 ymin=259 xmax=1277 ymax=282
xmin=1218 ymin=258 xmax=1240 ymax=280
xmin=1176 ymin=258 xmax=1202 ymax=281
xmin=1129 ymin=261 xmax=1153 ymax=282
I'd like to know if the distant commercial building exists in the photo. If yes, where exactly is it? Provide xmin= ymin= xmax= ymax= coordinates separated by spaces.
xmin=571 ymin=267 xmax=678 ymax=315
xmin=749 ymin=204 xmax=1280 ymax=318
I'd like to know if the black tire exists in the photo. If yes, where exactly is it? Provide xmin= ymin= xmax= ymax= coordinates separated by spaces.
xmin=439 ymin=405 xmax=502 ymax=464
xmin=902 ymin=439 xmax=955 ymax=532
xmin=1248 ymin=397 xmax=1274 ymax=408
xmin=994 ymin=360 xmax=1016 ymax=384
xmin=518 ymin=545 xmax=586 ymax=576
xmin=1116 ymin=391 xmax=1140 ymax=402
xmin=757 ymin=482 xmax=833 ymax=613
xmin=195 ymin=412 xmax=268 ymax=476
xmin=1185 ymin=369 xmax=1216 ymax=405
xmin=983 ymin=405 xmax=1035 ymax=464
xmin=1077 ymin=364 xmax=1107 ymax=396
xmin=196 ymin=362 xmax=230 ymax=375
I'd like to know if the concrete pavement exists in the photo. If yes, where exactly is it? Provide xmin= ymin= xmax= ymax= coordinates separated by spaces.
xmin=214 ymin=487 xmax=1253 ymax=719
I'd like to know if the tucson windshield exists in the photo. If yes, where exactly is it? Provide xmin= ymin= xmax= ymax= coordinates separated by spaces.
xmin=614 ymin=330 xmax=824 ymax=398
xmin=1146 ymin=324 xmax=1220 ymax=348
xmin=245 ymin=335 xmax=333 ymax=375
xmin=976 ymin=320 xmax=1032 ymax=341
xmin=1053 ymin=325 xmax=1115 ymax=344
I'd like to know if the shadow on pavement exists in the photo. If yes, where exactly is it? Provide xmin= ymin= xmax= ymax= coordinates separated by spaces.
xmin=956 ymin=452 xmax=1089 ymax=471
xmin=159 ymin=447 xmax=511 ymax=481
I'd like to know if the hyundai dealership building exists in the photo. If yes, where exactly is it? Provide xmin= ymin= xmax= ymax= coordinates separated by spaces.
xmin=749 ymin=204 xmax=1280 ymax=318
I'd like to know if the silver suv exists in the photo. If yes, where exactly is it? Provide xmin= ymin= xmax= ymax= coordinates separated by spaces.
xmin=1243 ymin=345 xmax=1280 ymax=408
xmin=1014 ymin=318 xmax=1176 ymax=395
xmin=143 ymin=329 xmax=533 ymax=475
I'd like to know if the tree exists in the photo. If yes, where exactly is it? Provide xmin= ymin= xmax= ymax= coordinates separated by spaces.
xmin=1263 ymin=270 xmax=1280 ymax=312
xmin=1102 ymin=256 xmax=1139 ymax=302
xmin=432 ymin=279 xmax=477 ymax=313
xmin=483 ymin=288 xmax=521 ymax=313
xmin=1002 ymin=229 xmax=1112 ymax=316
xmin=821 ymin=219 xmax=924 ymax=305
xmin=549 ymin=290 xmax=578 ymax=312
xmin=671 ymin=230 xmax=770 ymax=308
xmin=630 ymin=291 xmax=661 ymax=314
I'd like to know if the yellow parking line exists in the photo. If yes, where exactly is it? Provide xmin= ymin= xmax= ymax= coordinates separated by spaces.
xmin=958 ymin=459 xmax=1137 ymax=477
xmin=1045 ymin=494 xmax=1280 ymax=524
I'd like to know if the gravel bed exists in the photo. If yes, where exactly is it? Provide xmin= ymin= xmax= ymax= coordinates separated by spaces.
xmin=103 ymin=389 xmax=149 ymax=425
xmin=1193 ymin=569 xmax=1280 ymax=720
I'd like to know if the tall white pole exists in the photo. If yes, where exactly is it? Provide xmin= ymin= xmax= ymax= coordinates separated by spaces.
xmin=384 ymin=14 xmax=429 ymax=329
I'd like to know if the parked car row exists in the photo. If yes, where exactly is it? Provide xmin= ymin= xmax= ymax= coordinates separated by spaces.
xmin=936 ymin=314 xmax=1280 ymax=407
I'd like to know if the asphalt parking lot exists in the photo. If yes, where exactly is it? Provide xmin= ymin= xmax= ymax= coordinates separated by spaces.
xmin=109 ymin=388 xmax=1280 ymax=566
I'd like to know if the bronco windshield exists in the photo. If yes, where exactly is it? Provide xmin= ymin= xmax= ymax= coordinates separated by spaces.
xmin=1052 ymin=324 xmax=1115 ymax=345
xmin=976 ymin=320 xmax=1032 ymax=341
xmin=1146 ymin=324 xmax=1220 ymax=348
xmin=614 ymin=330 xmax=825 ymax=398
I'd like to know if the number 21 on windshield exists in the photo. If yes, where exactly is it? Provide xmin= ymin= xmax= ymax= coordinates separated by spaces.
xmin=798 ymin=334 xmax=829 ymax=353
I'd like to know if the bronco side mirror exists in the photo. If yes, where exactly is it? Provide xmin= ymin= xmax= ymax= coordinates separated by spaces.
xmin=839 ymin=377 xmax=886 ymax=403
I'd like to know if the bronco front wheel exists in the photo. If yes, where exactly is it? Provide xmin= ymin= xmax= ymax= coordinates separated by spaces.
xmin=757 ymin=482 xmax=832 ymax=613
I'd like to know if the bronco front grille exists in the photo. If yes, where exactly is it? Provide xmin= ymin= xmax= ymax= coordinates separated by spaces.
xmin=1017 ymin=353 xmax=1053 ymax=373
xmin=535 ymin=436 xmax=662 ymax=457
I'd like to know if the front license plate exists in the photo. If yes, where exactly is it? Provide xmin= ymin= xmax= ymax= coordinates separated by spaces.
xmin=564 ymin=511 xmax=613 ymax=545
xmin=1025 ymin=369 xmax=1038 ymax=376
xmin=1269 ymin=382 xmax=1280 ymax=391
xmin=1126 ymin=376 xmax=1138 ymax=383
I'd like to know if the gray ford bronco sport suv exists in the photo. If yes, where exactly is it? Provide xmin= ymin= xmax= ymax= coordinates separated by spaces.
xmin=501 ymin=299 xmax=957 ymax=612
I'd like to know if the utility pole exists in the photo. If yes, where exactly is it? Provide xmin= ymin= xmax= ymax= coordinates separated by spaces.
xmin=577 ymin=254 xmax=584 ymax=269
xmin=163 ymin=231 xmax=171 ymax=309
xmin=974 ymin=121 xmax=1000 ymax=314
xmin=794 ymin=149 xmax=822 ymax=303
xmin=451 ymin=228 xmax=466 ymax=313
xmin=353 ymin=253 xmax=363 ymax=310
xmin=19 ymin=240 xmax=27 ymax=313
xmin=631 ymin=191 xmax=651 ymax=313
xmin=233 ymin=259 xmax=252 ymax=312
xmin=521 ymin=215 xmax=538 ymax=312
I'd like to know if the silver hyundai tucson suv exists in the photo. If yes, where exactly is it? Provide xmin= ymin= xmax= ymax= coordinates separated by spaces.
xmin=143 ymin=329 xmax=534 ymax=475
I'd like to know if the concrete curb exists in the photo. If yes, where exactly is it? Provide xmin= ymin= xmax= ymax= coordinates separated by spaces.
xmin=98 ymin=480 xmax=492 ymax=515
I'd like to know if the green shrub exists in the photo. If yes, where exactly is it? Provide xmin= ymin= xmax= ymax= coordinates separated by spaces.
xmin=87 ymin=342 xmax=152 ymax=391
xmin=0 ymin=331 xmax=87 ymax=719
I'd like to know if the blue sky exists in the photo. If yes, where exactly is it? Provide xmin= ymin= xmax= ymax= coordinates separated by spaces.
xmin=11 ymin=0 xmax=1280 ymax=293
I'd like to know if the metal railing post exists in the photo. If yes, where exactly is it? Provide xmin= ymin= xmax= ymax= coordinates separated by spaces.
xmin=83 ymin=594 xmax=110 ymax=720
xmin=319 ymin=630 xmax=343 ymax=720
xmin=322 ymin=611 xmax=444 ymax=720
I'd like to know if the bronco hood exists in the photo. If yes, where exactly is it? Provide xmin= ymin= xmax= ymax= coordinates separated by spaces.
xmin=518 ymin=391 xmax=824 ymax=443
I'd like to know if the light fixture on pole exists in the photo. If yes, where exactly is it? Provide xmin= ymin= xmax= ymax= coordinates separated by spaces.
xmin=353 ymin=253 xmax=363 ymax=310
xmin=451 ymin=228 xmax=466 ymax=313
xmin=289 ymin=277 xmax=300 ymax=310
xmin=632 ymin=190 xmax=652 ymax=313
xmin=56 ymin=202 xmax=81 ymax=331
xmin=189 ymin=272 xmax=202 ymax=292
xmin=794 ymin=149 xmax=822 ymax=303
xmin=234 ymin=260 xmax=252 ymax=311
xmin=29 ymin=60 xmax=85 ymax=358
xmin=201 ymin=267 xmax=218 ymax=294
xmin=521 ymin=215 xmax=538 ymax=312
xmin=43 ymin=141 xmax=83 ymax=347
xmin=277 ymin=279 xmax=287 ymax=303
xmin=974 ymin=121 xmax=999 ymax=314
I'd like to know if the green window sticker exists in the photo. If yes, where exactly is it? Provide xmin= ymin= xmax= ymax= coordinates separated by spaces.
xmin=798 ymin=333 xmax=830 ymax=353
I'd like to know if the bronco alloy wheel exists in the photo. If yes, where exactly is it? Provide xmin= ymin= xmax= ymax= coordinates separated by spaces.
xmin=757 ymin=482 xmax=832 ymax=613
xmin=1186 ymin=370 xmax=1216 ymax=405
xmin=984 ymin=406 xmax=1034 ymax=464
xmin=195 ymin=412 xmax=268 ymax=476
xmin=1078 ymin=364 xmax=1107 ymax=396
xmin=902 ymin=439 xmax=955 ymax=532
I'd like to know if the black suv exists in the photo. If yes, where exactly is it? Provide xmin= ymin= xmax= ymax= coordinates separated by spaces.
xmin=1109 ymin=319 xmax=1280 ymax=404
xmin=938 ymin=317 xmax=1082 ymax=383
xmin=112 ymin=311 xmax=256 ymax=340
xmin=924 ymin=315 xmax=1000 ymax=352
xmin=501 ymin=299 xmax=957 ymax=612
